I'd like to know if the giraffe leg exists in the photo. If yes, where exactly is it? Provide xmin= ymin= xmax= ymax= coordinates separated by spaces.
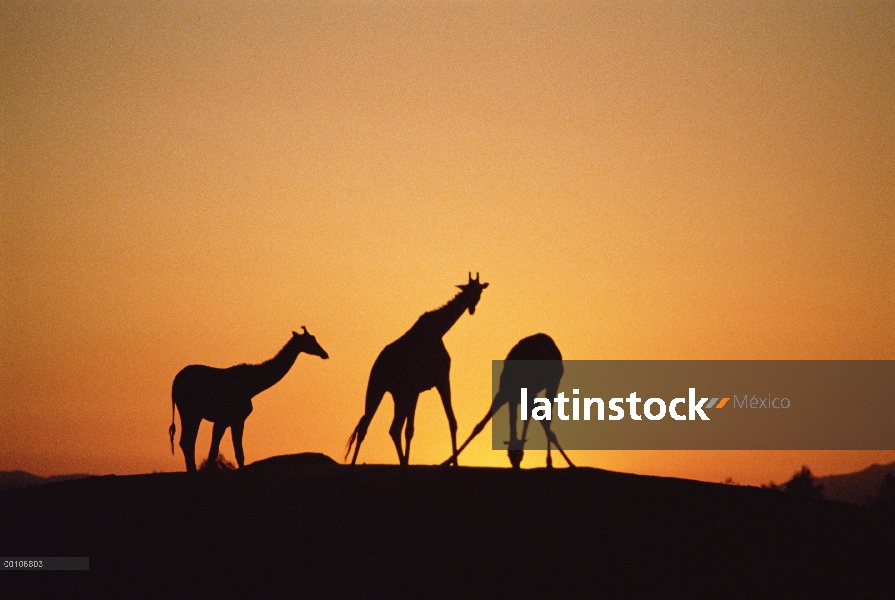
xmin=541 ymin=418 xmax=554 ymax=468
xmin=519 ymin=420 xmax=531 ymax=446
xmin=542 ymin=381 xmax=558 ymax=468
xmin=231 ymin=420 xmax=245 ymax=468
xmin=435 ymin=380 xmax=458 ymax=466
xmin=542 ymin=380 xmax=573 ymax=467
xmin=510 ymin=415 xmax=531 ymax=469
xmin=508 ymin=398 xmax=519 ymax=446
xmin=208 ymin=421 xmax=227 ymax=467
xmin=179 ymin=416 xmax=201 ymax=473
xmin=442 ymin=397 xmax=503 ymax=466
xmin=544 ymin=427 xmax=576 ymax=468
xmin=507 ymin=399 xmax=522 ymax=468
xmin=389 ymin=396 xmax=409 ymax=466
xmin=349 ymin=375 xmax=388 ymax=465
xmin=404 ymin=396 xmax=419 ymax=466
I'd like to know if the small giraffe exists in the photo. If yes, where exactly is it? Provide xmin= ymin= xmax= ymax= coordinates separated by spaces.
xmin=345 ymin=273 xmax=489 ymax=466
xmin=444 ymin=333 xmax=575 ymax=468
xmin=170 ymin=327 xmax=328 ymax=473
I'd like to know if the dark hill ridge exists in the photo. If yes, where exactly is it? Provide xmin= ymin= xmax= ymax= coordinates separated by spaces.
xmin=0 ymin=470 xmax=90 ymax=491
xmin=817 ymin=461 xmax=895 ymax=505
xmin=2 ymin=456 xmax=894 ymax=599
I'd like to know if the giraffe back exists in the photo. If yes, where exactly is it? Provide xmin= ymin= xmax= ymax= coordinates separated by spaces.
xmin=499 ymin=334 xmax=564 ymax=399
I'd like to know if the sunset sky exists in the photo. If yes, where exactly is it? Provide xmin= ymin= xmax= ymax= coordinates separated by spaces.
xmin=2 ymin=1 xmax=893 ymax=484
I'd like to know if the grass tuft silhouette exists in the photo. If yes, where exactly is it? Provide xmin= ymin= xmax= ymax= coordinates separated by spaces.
xmin=198 ymin=454 xmax=237 ymax=472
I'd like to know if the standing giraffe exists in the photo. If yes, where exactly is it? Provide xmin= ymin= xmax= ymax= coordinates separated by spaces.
xmin=170 ymin=327 xmax=329 ymax=473
xmin=345 ymin=273 xmax=489 ymax=466
xmin=443 ymin=333 xmax=575 ymax=468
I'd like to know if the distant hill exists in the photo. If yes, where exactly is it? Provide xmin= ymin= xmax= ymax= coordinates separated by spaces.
xmin=2 ymin=453 xmax=894 ymax=598
xmin=0 ymin=452 xmax=339 ymax=491
xmin=0 ymin=453 xmax=337 ymax=490
xmin=0 ymin=470 xmax=90 ymax=491
xmin=816 ymin=461 xmax=895 ymax=505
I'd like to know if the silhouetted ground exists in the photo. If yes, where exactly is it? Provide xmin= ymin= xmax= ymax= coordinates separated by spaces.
xmin=2 ymin=454 xmax=894 ymax=599
xmin=0 ymin=471 xmax=90 ymax=491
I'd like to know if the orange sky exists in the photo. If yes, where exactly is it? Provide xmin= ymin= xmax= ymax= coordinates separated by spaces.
xmin=2 ymin=1 xmax=893 ymax=484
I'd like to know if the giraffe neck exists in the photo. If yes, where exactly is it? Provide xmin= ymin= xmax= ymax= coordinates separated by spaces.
xmin=416 ymin=290 xmax=471 ymax=339
xmin=247 ymin=336 xmax=302 ymax=396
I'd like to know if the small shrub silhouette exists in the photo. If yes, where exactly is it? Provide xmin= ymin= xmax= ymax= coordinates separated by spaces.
xmin=783 ymin=466 xmax=824 ymax=499
xmin=198 ymin=454 xmax=237 ymax=472
xmin=764 ymin=466 xmax=824 ymax=499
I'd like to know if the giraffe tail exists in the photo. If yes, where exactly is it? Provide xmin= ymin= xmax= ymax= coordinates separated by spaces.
xmin=345 ymin=364 xmax=388 ymax=462
xmin=344 ymin=418 xmax=363 ymax=462
xmin=169 ymin=396 xmax=176 ymax=455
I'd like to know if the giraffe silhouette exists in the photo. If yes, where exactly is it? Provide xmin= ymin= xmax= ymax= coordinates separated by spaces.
xmin=443 ymin=333 xmax=575 ymax=468
xmin=169 ymin=327 xmax=329 ymax=473
xmin=345 ymin=273 xmax=489 ymax=466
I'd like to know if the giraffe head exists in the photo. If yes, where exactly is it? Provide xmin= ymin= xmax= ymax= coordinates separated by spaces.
xmin=456 ymin=272 xmax=489 ymax=315
xmin=293 ymin=326 xmax=329 ymax=359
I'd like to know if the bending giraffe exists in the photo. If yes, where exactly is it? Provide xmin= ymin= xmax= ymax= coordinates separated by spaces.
xmin=345 ymin=273 xmax=489 ymax=466
xmin=170 ymin=327 xmax=329 ymax=473
xmin=443 ymin=333 xmax=575 ymax=468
